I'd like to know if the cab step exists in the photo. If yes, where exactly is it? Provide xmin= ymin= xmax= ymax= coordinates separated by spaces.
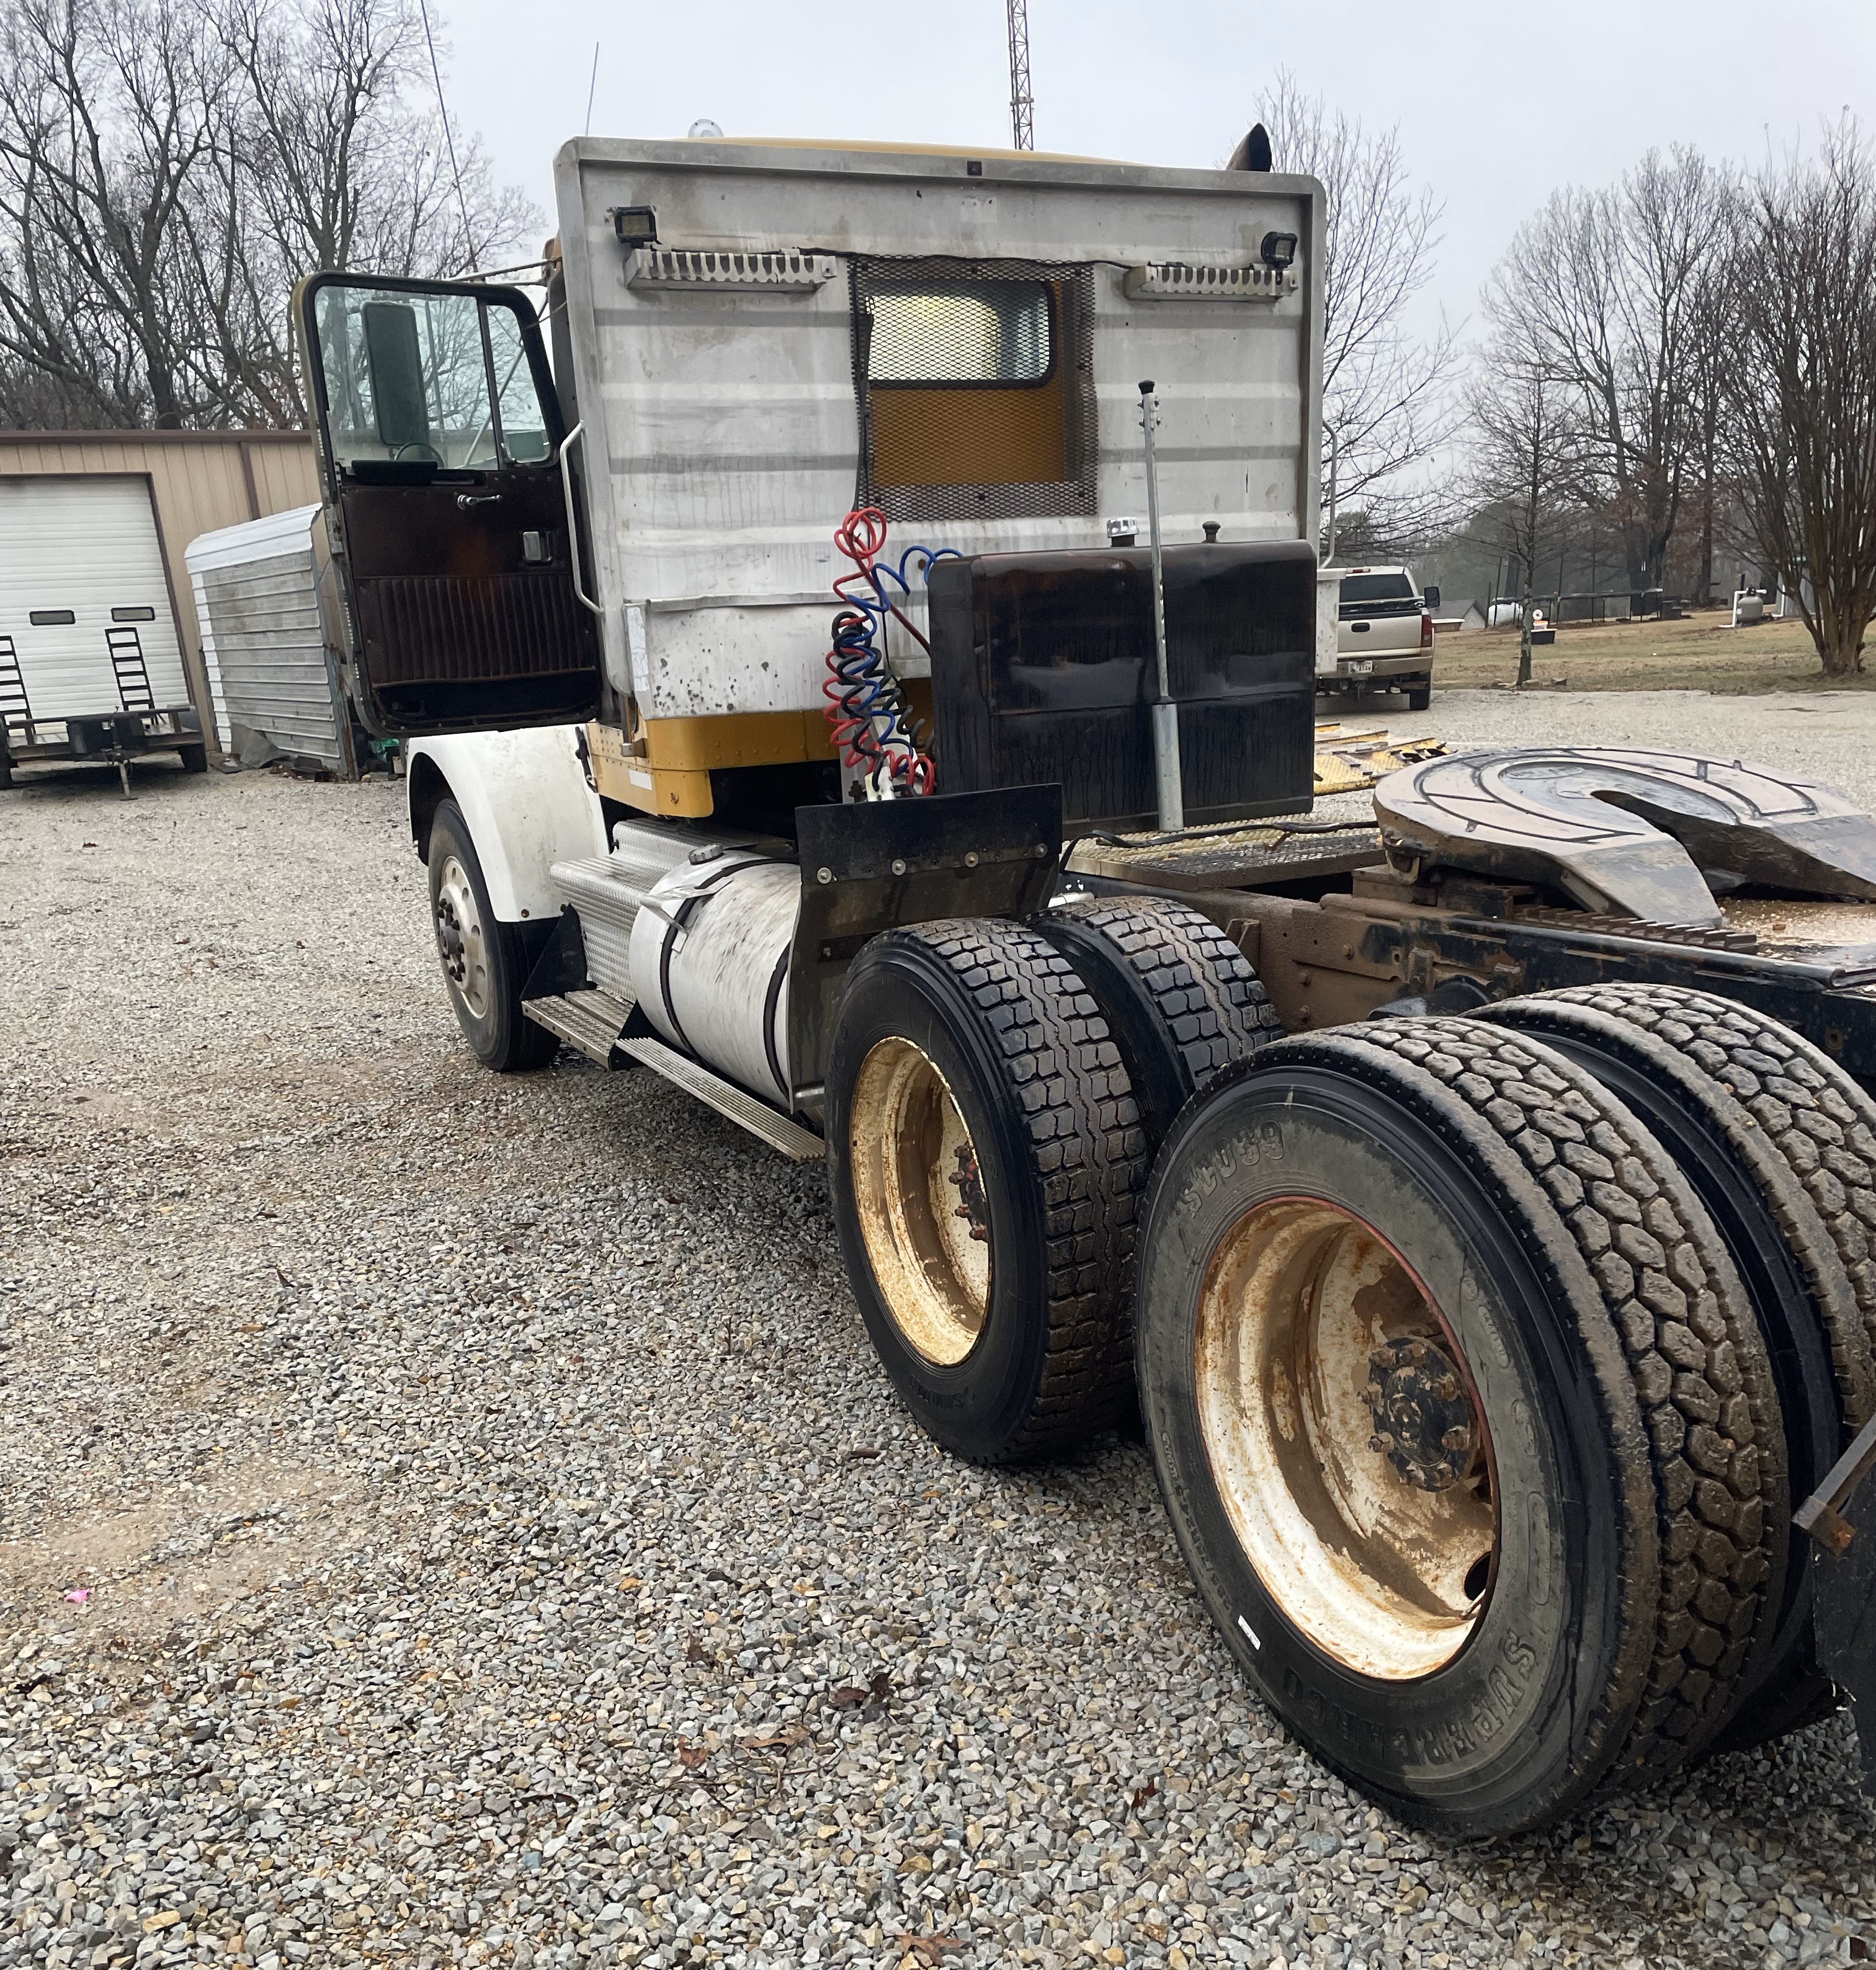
xmin=617 ymin=1036 xmax=826 ymax=1162
xmin=524 ymin=988 xmax=634 ymax=1066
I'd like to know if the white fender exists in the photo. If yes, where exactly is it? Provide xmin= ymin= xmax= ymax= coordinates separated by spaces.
xmin=405 ymin=726 xmax=605 ymax=924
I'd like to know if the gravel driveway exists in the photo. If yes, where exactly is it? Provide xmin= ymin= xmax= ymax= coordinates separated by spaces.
xmin=3 ymin=697 xmax=1875 ymax=1970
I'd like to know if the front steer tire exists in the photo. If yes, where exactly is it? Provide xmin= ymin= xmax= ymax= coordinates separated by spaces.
xmin=426 ymin=799 xmax=557 ymax=1074
xmin=1135 ymin=1017 xmax=1783 ymax=1835
xmin=826 ymin=920 xmax=1147 ymax=1464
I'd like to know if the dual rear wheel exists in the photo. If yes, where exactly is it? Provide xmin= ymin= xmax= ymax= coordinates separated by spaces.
xmin=826 ymin=898 xmax=1278 ymax=1463
xmin=833 ymin=920 xmax=1860 ymax=1831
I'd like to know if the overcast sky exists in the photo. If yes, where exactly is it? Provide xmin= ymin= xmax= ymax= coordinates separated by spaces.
xmin=440 ymin=0 xmax=1874 ymax=339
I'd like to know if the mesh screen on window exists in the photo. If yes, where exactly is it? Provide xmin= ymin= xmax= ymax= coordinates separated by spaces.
xmin=852 ymin=258 xmax=1096 ymax=525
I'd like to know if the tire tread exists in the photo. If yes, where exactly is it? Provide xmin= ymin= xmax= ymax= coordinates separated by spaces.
xmin=885 ymin=919 xmax=1149 ymax=1458
xmin=1328 ymin=1018 xmax=1782 ymax=1780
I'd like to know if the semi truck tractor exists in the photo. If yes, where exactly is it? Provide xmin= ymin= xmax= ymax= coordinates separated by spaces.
xmin=293 ymin=133 xmax=1876 ymax=1835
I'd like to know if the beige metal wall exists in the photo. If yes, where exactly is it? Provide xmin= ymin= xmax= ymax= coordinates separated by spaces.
xmin=0 ymin=430 xmax=319 ymax=758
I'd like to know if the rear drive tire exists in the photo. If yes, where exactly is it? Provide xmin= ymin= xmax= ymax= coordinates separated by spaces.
xmin=1033 ymin=895 xmax=1283 ymax=1143
xmin=1486 ymin=984 xmax=1876 ymax=1754
xmin=1135 ymin=1017 xmax=1782 ymax=1834
xmin=427 ymin=800 xmax=557 ymax=1073
xmin=178 ymin=743 xmax=208 ymax=773
xmin=1406 ymin=679 xmax=1432 ymax=711
xmin=826 ymin=920 xmax=1146 ymax=1463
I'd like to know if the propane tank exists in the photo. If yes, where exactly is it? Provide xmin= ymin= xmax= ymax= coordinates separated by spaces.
xmin=627 ymin=849 xmax=800 ymax=1107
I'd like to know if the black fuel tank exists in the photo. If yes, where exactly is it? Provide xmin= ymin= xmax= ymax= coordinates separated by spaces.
xmin=926 ymin=540 xmax=1316 ymax=831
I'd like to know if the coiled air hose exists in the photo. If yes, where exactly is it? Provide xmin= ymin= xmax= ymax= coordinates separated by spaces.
xmin=822 ymin=506 xmax=957 ymax=797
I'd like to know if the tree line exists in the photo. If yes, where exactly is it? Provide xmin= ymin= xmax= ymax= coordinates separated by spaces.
xmin=0 ymin=0 xmax=535 ymax=429
xmin=1467 ymin=127 xmax=1876 ymax=676
xmin=4 ymin=18 xmax=1872 ymax=676
xmin=1267 ymin=92 xmax=1876 ymax=680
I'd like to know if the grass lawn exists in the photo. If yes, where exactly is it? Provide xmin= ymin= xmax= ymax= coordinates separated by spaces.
xmin=1431 ymin=609 xmax=1875 ymax=693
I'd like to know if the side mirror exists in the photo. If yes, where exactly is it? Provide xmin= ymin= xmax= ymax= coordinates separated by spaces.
xmin=360 ymin=301 xmax=431 ymax=452
xmin=1424 ymin=584 xmax=1441 ymax=612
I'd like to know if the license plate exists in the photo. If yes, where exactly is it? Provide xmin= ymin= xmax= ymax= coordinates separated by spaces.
xmin=1344 ymin=660 xmax=1373 ymax=676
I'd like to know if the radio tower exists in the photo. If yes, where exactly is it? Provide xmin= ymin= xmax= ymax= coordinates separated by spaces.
xmin=1006 ymin=0 xmax=1035 ymax=150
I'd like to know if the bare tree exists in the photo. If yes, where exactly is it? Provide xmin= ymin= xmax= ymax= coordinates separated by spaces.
xmin=1253 ymin=71 xmax=1461 ymax=547
xmin=0 ymin=0 xmax=238 ymax=425
xmin=1467 ymin=345 xmax=1567 ymax=685
xmin=1715 ymin=124 xmax=1876 ymax=676
xmin=1485 ymin=148 xmax=1730 ymax=591
xmin=0 ymin=0 xmax=537 ymax=430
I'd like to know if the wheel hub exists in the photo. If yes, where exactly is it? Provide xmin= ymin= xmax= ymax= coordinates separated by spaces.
xmin=1193 ymin=1196 xmax=1498 ymax=1679
xmin=433 ymin=855 xmax=490 ymax=1020
xmin=437 ymin=896 xmax=468 ymax=983
xmin=849 ymin=1036 xmax=992 ymax=1366
xmin=949 ymin=1143 xmax=989 ymax=1243
xmin=1365 ymin=1337 xmax=1476 ymax=1492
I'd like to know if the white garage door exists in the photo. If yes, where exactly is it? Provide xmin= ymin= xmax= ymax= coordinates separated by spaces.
xmin=0 ymin=477 xmax=192 ymax=723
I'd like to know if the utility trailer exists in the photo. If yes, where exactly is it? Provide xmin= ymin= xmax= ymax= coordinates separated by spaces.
xmin=292 ymin=135 xmax=1876 ymax=1835
xmin=0 ymin=477 xmax=208 ymax=793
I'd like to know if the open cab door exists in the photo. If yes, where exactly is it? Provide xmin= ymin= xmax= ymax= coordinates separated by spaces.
xmin=297 ymin=272 xmax=603 ymax=738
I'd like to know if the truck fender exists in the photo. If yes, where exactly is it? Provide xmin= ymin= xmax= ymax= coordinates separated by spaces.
xmin=404 ymin=726 xmax=605 ymax=924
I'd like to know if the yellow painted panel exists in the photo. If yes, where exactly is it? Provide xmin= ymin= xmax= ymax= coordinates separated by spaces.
xmin=870 ymin=369 xmax=1068 ymax=489
xmin=643 ymin=709 xmax=834 ymax=770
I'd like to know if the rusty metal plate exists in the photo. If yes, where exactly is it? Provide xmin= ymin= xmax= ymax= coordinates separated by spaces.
xmin=1375 ymin=748 xmax=1876 ymax=925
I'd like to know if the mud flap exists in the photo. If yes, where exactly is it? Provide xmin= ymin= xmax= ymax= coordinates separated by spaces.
xmin=1797 ymin=1409 xmax=1876 ymax=1786
xmin=788 ymin=785 xmax=1063 ymax=1121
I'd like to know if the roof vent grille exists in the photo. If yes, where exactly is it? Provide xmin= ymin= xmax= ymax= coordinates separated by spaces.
xmin=1122 ymin=261 xmax=1298 ymax=301
xmin=623 ymin=246 xmax=837 ymax=293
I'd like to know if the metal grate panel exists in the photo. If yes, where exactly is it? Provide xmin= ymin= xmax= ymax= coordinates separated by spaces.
xmin=359 ymin=574 xmax=589 ymax=684
xmin=625 ymin=246 xmax=836 ymax=292
xmin=851 ymin=256 xmax=1097 ymax=526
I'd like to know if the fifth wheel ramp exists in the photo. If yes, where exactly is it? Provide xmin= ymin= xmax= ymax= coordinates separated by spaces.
xmin=1374 ymin=747 xmax=1876 ymax=925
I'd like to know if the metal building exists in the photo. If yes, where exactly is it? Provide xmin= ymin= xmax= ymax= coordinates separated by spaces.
xmin=0 ymin=429 xmax=319 ymax=764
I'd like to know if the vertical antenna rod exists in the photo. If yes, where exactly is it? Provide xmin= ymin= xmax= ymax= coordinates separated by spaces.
xmin=1006 ymin=0 xmax=1035 ymax=151
xmin=1138 ymin=380 xmax=1184 ymax=833
xmin=416 ymin=0 xmax=476 ymax=268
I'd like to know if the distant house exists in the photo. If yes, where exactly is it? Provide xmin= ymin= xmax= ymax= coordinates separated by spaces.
xmin=1436 ymin=599 xmax=1487 ymax=631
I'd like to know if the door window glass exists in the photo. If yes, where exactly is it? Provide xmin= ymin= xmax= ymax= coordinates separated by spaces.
xmin=486 ymin=305 xmax=552 ymax=464
xmin=312 ymin=283 xmax=550 ymax=475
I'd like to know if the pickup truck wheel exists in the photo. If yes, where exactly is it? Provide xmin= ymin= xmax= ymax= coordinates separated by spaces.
xmin=1033 ymin=896 xmax=1282 ymax=1143
xmin=826 ymin=920 xmax=1146 ymax=1463
xmin=1406 ymin=679 xmax=1432 ymax=711
xmin=1135 ymin=1018 xmax=1782 ymax=1834
xmin=427 ymin=800 xmax=556 ymax=1073
xmin=177 ymin=743 xmax=208 ymax=773
xmin=1486 ymin=984 xmax=1876 ymax=1754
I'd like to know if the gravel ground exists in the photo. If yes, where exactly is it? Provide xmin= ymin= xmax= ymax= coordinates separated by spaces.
xmin=2 ymin=702 xmax=1875 ymax=1970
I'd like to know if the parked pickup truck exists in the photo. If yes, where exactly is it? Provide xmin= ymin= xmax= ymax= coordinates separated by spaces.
xmin=1321 ymin=564 xmax=1436 ymax=709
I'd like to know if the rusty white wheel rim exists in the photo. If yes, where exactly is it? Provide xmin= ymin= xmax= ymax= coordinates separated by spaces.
xmin=850 ymin=1036 xmax=991 ymax=1366
xmin=1195 ymin=1197 xmax=1497 ymax=1679
xmin=434 ymin=854 xmax=491 ymax=1021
